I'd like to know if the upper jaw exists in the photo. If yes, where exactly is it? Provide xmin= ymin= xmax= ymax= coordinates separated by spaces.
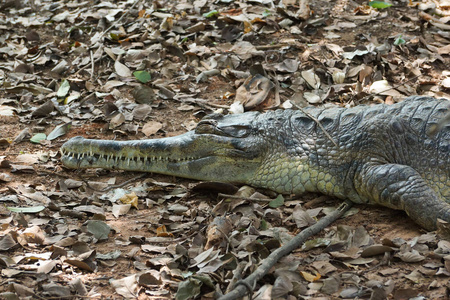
xmin=60 ymin=132 xmax=262 ymax=171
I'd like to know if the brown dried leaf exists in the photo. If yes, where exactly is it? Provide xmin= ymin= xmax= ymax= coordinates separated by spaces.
xmin=235 ymin=74 xmax=275 ymax=109
xmin=0 ymin=234 xmax=17 ymax=251
xmin=109 ymin=112 xmax=125 ymax=128
xmin=271 ymin=275 xmax=293 ymax=298
xmin=300 ymin=270 xmax=321 ymax=282
xmin=0 ymin=173 xmax=12 ymax=182
xmin=311 ymin=260 xmax=337 ymax=275
xmin=119 ymin=192 xmax=138 ymax=208
xmin=292 ymin=204 xmax=316 ymax=228
xmin=31 ymin=101 xmax=54 ymax=118
xmin=112 ymin=204 xmax=132 ymax=218
xmin=114 ymin=60 xmax=132 ymax=77
xmin=156 ymin=225 xmax=173 ymax=237
xmin=396 ymin=250 xmax=425 ymax=263
xmin=142 ymin=121 xmax=163 ymax=136
xmin=205 ymin=216 xmax=232 ymax=249
xmin=132 ymin=85 xmax=156 ymax=104
xmin=361 ymin=245 xmax=393 ymax=257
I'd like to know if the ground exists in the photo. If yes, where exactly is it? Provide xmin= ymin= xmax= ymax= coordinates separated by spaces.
xmin=0 ymin=0 xmax=450 ymax=299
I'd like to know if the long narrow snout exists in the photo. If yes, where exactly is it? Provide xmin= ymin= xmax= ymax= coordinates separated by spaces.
xmin=60 ymin=133 xmax=261 ymax=183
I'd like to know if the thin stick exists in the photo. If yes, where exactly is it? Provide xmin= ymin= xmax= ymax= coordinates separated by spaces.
xmin=101 ymin=0 xmax=141 ymax=38
xmin=218 ymin=193 xmax=272 ymax=202
xmin=75 ymin=54 xmax=106 ymax=75
xmin=83 ymin=173 xmax=147 ymax=192
xmin=225 ymin=262 xmax=246 ymax=294
xmin=90 ymin=50 xmax=94 ymax=80
xmin=218 ymin=200 xmax=353 ymax=300
xmin=293 ymin=103 xmax=339 ymax=147
xmin=357 ymin=75 xmax=421 ymax=102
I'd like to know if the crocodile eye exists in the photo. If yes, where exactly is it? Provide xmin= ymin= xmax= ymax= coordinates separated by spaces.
xmin=195 ymin=119 xmax=218 ymax=134
xmin=218 ymin=125 xmax=251 ymax=138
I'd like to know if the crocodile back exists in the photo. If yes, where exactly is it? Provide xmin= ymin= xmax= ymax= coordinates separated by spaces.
xmin=310 ymin=97 xmax=449 ymax=201
xmin=252 ymin=96 xmax=449 ymax=200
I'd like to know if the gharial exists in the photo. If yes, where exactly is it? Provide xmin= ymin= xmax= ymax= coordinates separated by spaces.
xmin=61 ymin=96 xmax=450 ymax=231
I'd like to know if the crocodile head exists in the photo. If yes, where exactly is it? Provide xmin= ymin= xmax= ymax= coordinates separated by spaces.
xmin=61 ymin=112 xmax=266 ymax=183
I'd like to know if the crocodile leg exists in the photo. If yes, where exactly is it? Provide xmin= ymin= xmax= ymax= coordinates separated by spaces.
xmin=354 ymin=164 xmax=450 ymax=230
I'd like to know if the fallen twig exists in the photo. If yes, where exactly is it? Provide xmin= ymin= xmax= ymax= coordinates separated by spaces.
xmin=293 ymin=103 xmax=339 ymax=147
xmin=356 ymin=75 xmax=421 ymax=103
xmin=225 ymin=262 xmax=246 ymax=294
xmin=217 ymin=193 xmax=273 ymax=202
xmin=90 ymin=50 xmax=94 ymax=80
xmin=217 ymin=200 xmax=353 ymax=300
xmin=83 ymin=173 xmax=147 ymax=192
xmin=74 ymin=53 xmax=106 ymax=76
xmin=101 ymin=0 xmax=142 ymax=38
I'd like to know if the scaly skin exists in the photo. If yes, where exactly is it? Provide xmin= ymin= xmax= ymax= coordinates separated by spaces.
xmin=61 ymin=96 xmax=450 ymax=230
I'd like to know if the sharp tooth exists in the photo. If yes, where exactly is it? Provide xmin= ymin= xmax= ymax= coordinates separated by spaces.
xmin=127 ymin=158 xmax=130 ymax=166
xmin=144 ymin=156 xmax=147 ymax=163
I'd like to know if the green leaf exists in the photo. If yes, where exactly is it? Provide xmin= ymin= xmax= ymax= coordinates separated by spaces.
xmin=109 ymin=32 xmax=119 ymax=40
xmin=133 ymin=70 xmax=151 ymax=83
xmin=57 ymin=79 xmax=70 ymax=98
xmin=262 ymin=9 xmax=272 ymax=17
xmin=47 ymin=123 xmax=71 ymax=141
xmin=260 ymin=219 xmax=268 ymax=230
xmin=96 ymin=250 xmax=122 ymax=260
xmin=7 ymin=206 xmax=46 ymax=213
xmin=30 ymin=133 xmax=46 ymax=144
xmin=86 ymin=220 xmax=111 ymax=240
xmin=202 ymin=10 xmax=219 ymax=18
xmin=192 ymin=274 xmax=215 ymax=289
xmin=394 ymin=36 xmax=406 ymax=45
xmin=369 ymin=1 xmax=392 ymax=9
xmin=175 ymin=277 xmax=202 ymax=300
xmin=269 ymin=194 xmax=284 ymax=208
